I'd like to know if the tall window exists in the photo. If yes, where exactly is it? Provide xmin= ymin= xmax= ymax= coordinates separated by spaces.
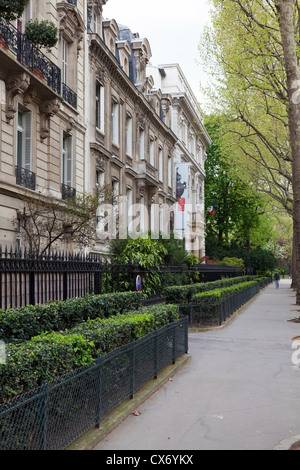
xmin=62 ymin=134 xmax=72 ymax=187
xmin=96 ymin=81 xmax=104 ymax=131
xmin=111 ymin=99 xmax=119 ymax=145
xmin=158 ymin=147 xmax=163 ymax=182
xmin=126 ymin=113 xmax=133 ymax=156
xmin=168 ymin=156 xmax=172 ymax=187
xmin=17 ymin=0 xmax=32 ymax=32
xmin=17 ymin=110 xmax=32 ymax=170
xmin=139 ymin=128 xmax=145 ymax=160
xmin=62 ymin=39 xmax=68 ymax=85
xmin=149 ymin=137 xmax=155 ymax=166
xmin=126 ymin=187 xmax=132 ymax=230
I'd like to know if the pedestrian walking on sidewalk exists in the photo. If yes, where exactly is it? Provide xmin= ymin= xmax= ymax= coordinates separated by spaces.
xmin=274 ymin=272 xmax=280 ymax=288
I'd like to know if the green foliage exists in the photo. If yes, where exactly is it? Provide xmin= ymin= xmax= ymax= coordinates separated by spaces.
xmin=206 ymin=236 xmax=278 ymax=273
xmin=163 ymin=275 xmax=257 ymax=304
xmin=0 ymin=304 xmax=179 ymax=402
xmin=24 ymin=19 xmax=58 ymax=51
xmin=110 ymin=236 xmax=167 ymax=294
xmin=109 ymin=233 xmax=200 ymax=291
xmin=218 ymin=257 xmax=244 ymax=267
xmin=0 ymin=0 xmax=27 ymax=21
xmin=186 ymin=279 xmax=261 ymax=323
xmin=204 ymin=114 xmax=274 ymax=251
xmin=0 ymin=291 xmax=147 ymax=343
xmin=243 ymin=248 xmax=278 ymax=273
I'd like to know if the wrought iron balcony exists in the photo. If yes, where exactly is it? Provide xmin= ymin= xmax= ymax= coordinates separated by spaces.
xmin=62 ymin=83 xmax=77 ymax=109
xmin=15 ymin=165 xmax=36 ymax=191
xmin=61 ymin=183 xmax=76 ymax=201
xmin=0 ymin=17 xmax=61 ymax=95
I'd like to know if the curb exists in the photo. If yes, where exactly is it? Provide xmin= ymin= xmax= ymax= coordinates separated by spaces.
xmin=67 ymin=353 xmax=191 ymax=451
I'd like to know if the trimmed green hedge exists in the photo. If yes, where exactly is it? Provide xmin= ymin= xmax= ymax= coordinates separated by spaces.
xmin=191 ymin=280 xmax=259 ymax=306
xmin=0 ymin=291 xmax=147 ymax=344
xmin=179 ymin=279 xmax=265 ymax=324
xmin=0 ymin=304 xmax=179 ymax=403
xmin=163 ymin=275 xmax=258 ymax=304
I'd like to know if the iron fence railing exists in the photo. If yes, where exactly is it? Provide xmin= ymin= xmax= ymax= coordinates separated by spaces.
xmin=0 ymin=317 xmax=188 ymax=450
xmin=0 ymin=247 xmax=248 ymax=310
xmin=62 ymin=82 xmax=77 ymax=109
xmin=15 ymin=165 xmax=36 ymax=191
xmin=180 ymin=279 xmax=272 ymax=327
xmin=0 ymin=17 xmax=61 ymax=95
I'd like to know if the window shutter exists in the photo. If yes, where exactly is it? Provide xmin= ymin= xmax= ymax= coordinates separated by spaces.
xmin=24 ymin=112 xmax=32 ymax=170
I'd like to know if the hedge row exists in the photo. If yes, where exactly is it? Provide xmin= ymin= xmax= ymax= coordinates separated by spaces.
xmin=0 ymin=291 xmax=147 ymax=344
xmin=0 ymin=304 xmax=179 ymax=403
xmin=178 ymin=277 xmax=270 ymax=324
xmin=191 ymin=279 xmax=260 ymax=306
xmin=163 ymin=275 xmax=258 ymax=304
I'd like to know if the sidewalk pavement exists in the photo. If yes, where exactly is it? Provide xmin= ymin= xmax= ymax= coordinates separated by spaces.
xmin=71 ymin=278 xmax=300 ymax=451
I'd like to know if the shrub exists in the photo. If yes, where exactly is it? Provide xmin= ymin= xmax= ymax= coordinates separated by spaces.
xmin=0 ymin=291 xmax=147 ymax=343
xmin=24 ymin=19 xmax=58 ymax=51
xmin=163 ymin=275 xmax=258 ymax=304
xmin=0 ymin=304 xmax=179 ymax=402
xmin=219 ymin=257 xmax=244 ymax=267
xmin=186 ymin=280 xmax=260 ymax=322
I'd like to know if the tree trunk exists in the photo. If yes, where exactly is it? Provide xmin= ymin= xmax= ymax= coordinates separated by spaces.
xmin=276 ymin=0 xmax=300 ymax=303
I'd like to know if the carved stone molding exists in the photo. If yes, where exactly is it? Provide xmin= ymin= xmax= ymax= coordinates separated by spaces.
xmin=5 ymin=73 xmax=30 ymax=123
xmin=23 ymin=89 xmax=38 ymax=107
xmin=148 ymin=186 xmax=158 ymax=203
xmin=136 ymin=180 xmax=146 ymax=201
xmin=90 ymin=142 xmax=111 ymax=171
xmin=66 ymin=116 xmax=75 ymax=133
xmin=57 ymin=2 xmax=85 ymax=55
xmin=39 ymin=99 xmax=61 ymax=141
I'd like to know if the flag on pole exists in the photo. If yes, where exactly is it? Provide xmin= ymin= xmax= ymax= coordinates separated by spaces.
xmin=208 ymin=200 xmax=216 ymax=215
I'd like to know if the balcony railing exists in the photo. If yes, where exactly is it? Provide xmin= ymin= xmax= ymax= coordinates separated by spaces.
xmin=15 ymin=165 xmax=36 ymax=191
xmin=0 ymin=17 xmax=61 ymax=95
xmin=62 ymin=83 xmax=77 ymax=109
xmin=61 ymin=183 xmax=76 ymax=201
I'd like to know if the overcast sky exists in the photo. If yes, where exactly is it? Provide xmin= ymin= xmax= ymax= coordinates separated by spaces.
xmin=102 ymin=0 xmax=213 ymax=108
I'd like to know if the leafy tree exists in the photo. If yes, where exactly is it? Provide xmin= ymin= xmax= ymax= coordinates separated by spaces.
xmin=204 ymin=114 xmax=273 ymax=250
xmin=199 ymin=0 xmax=292 ymax=216
xmin=275 ymin=0 xmax=300 ymax=301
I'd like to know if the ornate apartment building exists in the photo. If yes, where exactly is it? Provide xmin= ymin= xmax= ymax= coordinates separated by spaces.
xmin=0 ymin=0 xmax=209 ymax=257
xmin=147 ymin=63 xmax=211 ymax=258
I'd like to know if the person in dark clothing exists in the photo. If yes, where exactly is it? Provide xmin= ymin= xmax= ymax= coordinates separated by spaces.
xmin=274 ymin=272 xmax=280 ymax=288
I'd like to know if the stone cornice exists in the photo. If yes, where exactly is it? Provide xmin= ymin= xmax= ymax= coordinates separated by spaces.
xmin=89 ymin=34 xmax=177 ymax=146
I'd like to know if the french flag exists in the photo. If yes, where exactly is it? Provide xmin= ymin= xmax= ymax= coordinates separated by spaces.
xmin=208 ymin=200 xmax=216 ymax=215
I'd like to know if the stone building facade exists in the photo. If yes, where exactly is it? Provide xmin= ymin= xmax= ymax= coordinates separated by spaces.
xmin=147 ymin=63 xmax=211 ymax=258
xmin=0 ymin=0 xmax=209 ymax=257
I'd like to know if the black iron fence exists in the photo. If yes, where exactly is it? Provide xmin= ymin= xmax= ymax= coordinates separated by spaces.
xmin=0 ymin=17 xmax=61 ymax=95
xmin=0 ymin=246 xmax=247 ymax=310
xmin=0 ymin=317 xmax=188 ymax=450
xmin=180 ymin=278 xmax=271 ymax=327
xmin=0 ymin=248 xmax=138 ymax=309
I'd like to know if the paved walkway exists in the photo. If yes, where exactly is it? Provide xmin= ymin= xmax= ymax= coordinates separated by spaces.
xmin=93 ymin=279 xmax=300 ymax=451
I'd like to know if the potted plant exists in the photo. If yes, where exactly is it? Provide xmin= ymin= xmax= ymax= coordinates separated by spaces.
xmin=24 ymin=19 xmax=58 ymax=79
xmin=0 ymin=0 xmax=27 ymax=50
xmin=24 ymin=19 xmax=58 ymax=52
xmin=0 ymin=0 xmax=27 ymax=21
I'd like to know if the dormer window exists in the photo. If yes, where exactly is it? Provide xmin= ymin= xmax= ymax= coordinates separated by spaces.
xmin=103 ymin=19 xmax=119 ymax=55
